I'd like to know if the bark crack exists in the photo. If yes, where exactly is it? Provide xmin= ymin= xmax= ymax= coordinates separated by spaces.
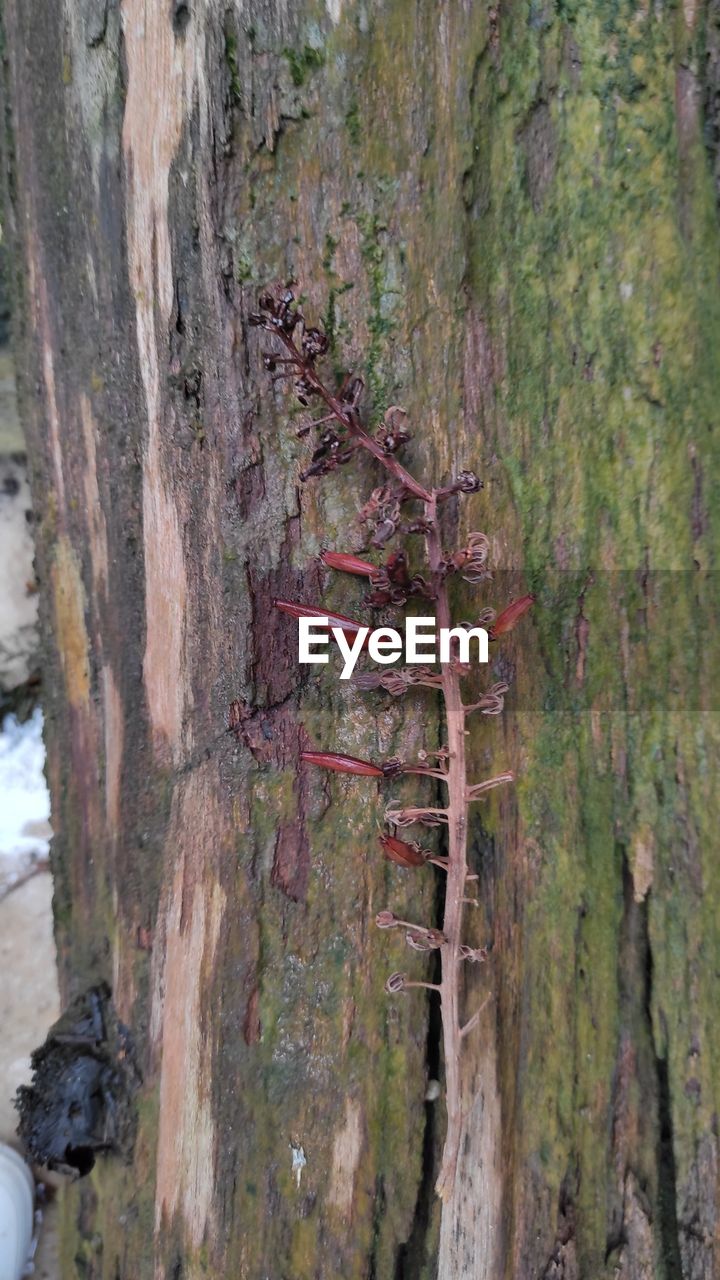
xmin=394 ymin=909 xmax=444 ymax=1278
xmin=651 ymin=1006 xmax=683 ymax=1277
xmin=610 ymin=849 xmax=684 ymax=1277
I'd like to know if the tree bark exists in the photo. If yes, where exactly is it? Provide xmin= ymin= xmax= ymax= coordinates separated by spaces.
xmin=3 ymin=0 xmax=719 ymax=1277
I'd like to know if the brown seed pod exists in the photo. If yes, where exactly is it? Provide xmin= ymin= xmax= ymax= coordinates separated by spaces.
xmin=489 ymin=594 xmax=535 ymax=639
xmin=301 ymin=751 xmax=383 ymax=777
xmin=379 ymin=833 xmax=427 ymax=868
xmin=320 ymin=550 xmax=377 ymax=576
xmin=273 ymin=599 xmax=369 ymax=647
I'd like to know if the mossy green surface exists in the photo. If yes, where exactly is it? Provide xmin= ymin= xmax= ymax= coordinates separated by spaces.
xmin=6 ymin=0 xmax=720 ymax=1274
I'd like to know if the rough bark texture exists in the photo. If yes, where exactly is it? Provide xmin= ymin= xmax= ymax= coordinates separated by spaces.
xmin=2 ymin=0 xmax=719 ymax=1277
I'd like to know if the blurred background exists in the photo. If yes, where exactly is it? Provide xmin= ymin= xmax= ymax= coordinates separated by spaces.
xmin=0 ymin=242 xmax=59 ymax=1278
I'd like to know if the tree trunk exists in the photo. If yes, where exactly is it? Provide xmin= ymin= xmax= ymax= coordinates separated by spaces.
xmin=3 ymin=0 xmax=719 ymax=1276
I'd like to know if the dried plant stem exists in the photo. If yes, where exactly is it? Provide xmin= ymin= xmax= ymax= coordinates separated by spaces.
xmin=467 ymin=772 xmax=515 ymax=800
xmin=288 ymin=382 xmax=480 ymax=1197
xmin=424 ymin=491 xmax=475 ymax=1199
xmin=253 ymin=286 xmax=531 ymax=1206
xmin=402 ymin=766 xmax=449 ymax=781
xmin=271 ymin=327 xmax=432 ymax=501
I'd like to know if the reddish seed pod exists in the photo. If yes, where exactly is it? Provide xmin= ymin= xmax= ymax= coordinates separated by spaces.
xmin=301 ymin=750 xmax=383 ymax=777
xmin=273 ymin=598 xmax=369 ymax=646
xmin=489 ymin=594 xmax=535 ymax=640
xmin=379 ymin=833 xmax=427 ymax=868
xmin=320 ymin=551 xmax=377 ymax=577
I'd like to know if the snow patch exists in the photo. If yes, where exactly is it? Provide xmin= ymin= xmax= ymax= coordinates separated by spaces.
xmin=0 ymin=709 xmax=51 ymax=868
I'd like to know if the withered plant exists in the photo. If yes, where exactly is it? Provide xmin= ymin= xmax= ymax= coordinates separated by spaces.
xmin=250 ymin=284 xmax=533 ymax=1199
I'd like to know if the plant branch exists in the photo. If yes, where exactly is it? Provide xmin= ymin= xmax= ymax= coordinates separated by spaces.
xmin=423 ymin=490 xmax=472 ymax=1199
xmin=269 ymin=326 xmax=432 ymax=501
xmin=466 ymin=771 xmax=515 ymax=800
xmin=252 ymin=283 xmax=533 ymax=1208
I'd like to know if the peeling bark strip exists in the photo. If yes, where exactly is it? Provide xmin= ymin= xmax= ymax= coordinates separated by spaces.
xmin=4 ymin=0 xmax=720 ymax=1275
xmin=438 ymin=1039 xmax=502 ymax=1280
xmin=328 ymin=1098 xmax=363 ymax=1219
xmin=121 ymin=0 xmax=199 ymax=760
xmin=150 ymin=765 xmax=226 ymax=1250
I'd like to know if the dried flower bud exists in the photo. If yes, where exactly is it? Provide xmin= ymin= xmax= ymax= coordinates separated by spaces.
xmin=436 ymin=470 xmax=484 ymax=500
xmin=339 ymin=375 xmax=365 ymax=407
xmin=354 ymin=665 xmax=441 ymax=696
xmin=406 ymin=928 xmax=446 ymax=951
xmin=251 ymin=284 xmax=303 ymax=333
xmin=385 ymin=804 xmax=448 ymax=828
xmin=375 ymin=911 xmax=399 ymax=929
xmin=299 ymin=429 xmax=358 ymax=481
xmin=358 ymin=485 xmax=392 ymax=523
xmin=455 ymin=470 xmax=482 ymax=493
xmin=385 ymin=972 xmax=407 ymax=994
xmin=375 ymin=407 xmax=412 ymax=455
xmin=379 ymin=833 xmax=427 ymax=868
xmin=375 ymin=671 xmax=419 ymax=695
xmin=459 ymin=944 xmax=488 ymax=963
xmin=489 ymin=594 xmax=535 ymax=639
xmin=371 ymin=518 xmax=398 ymax=548
xmin=385 ymin=551 xmax=410 ymax=586
xmin=385 ymin=406 xmax=409 ymax=431
xmin=462 ymin=532 xmax=491 ymax=583
xmin=302 ymin=443 xmax=358 ymax=481
xmin=444 ymin=532 xmax=490 ymax=583
xmin=475 ymin=682 xmax=509 ymax=716
xmin=301 ymin=750 xmax=383 ymax=777
xmin=378 ymin=429 xmax=411 ymax=454
xmin=363 ymin=560 xmax=425 ymax=607
xmin=405 ymin=930 xmax=433 ymax=951
xmin=302 ymin=326 xmax=329 ymax=359
xmin=358 ymin=485 xmax=407 ymax=545
xmin=294 ymin=376 xmax=317 ymax=406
